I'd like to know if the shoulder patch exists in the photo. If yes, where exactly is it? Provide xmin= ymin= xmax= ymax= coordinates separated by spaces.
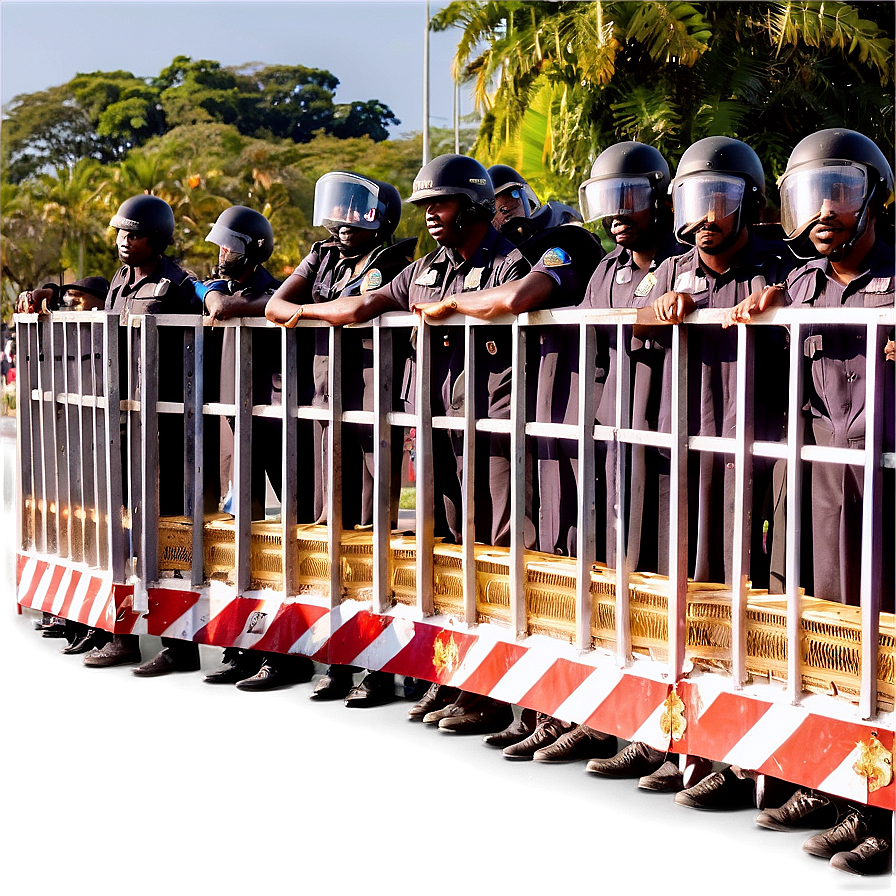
xmin=541 ymin=247 xmax=572 ymax=268
xmin=361 ymin=269 xmax=383 ymax=293
xmin=634 ymin=272 xmax=658 ymax=298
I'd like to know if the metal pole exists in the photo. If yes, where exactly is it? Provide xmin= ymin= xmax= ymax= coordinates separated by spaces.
xmin=422 ymin=0 xmax=431 ymax=166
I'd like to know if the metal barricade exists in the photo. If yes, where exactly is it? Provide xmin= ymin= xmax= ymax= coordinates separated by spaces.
xmin=14 ymin=304 xmax=895 ymax=723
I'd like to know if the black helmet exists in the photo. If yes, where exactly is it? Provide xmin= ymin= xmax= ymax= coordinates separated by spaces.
xmin=487 ymin=164 xmax=540 ymax=215
xmin=312 ymin=171 xmax=402 ymax=239
xmin=110 ymin=195 xmax=175 ymax=249
xmin=206 ymin=206 xmax=274 ymax=264
xmin=408 ymin=154 xmax=495 ymax=215
xmin=778 ymin=128 xmax=894 ymax=257
xmin=578 ymin=141 xmax=670 ymax=225
xmin=671 ymin=137 xmax=766 ymax=244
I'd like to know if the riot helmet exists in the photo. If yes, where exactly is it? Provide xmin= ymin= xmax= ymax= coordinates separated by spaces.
xmin=579 ymin=141 xmax=670 ymax=224
xmin=671 ymin=137 xmax=766 ymax=247
xmin=488 ymin=164 xmax=540 ymax=220
xmin=110 ymin=195 xmax=175 ymax=251
xmin=206 ymin=206 xmax=274 ymax=277
xmin=778 ymin=128 xmax=894 ymax=258
xmin=313 ymin=171 xmax=402 ymax=239
xmin=408 ymin=154 xmax=495 ymax=218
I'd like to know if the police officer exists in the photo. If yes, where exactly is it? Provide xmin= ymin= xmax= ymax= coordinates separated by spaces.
xmin=131 ymin=205 xmax=281 ymax=682
xmin=578 ymin=141 xmax=685 ymax=574
xmin=417 ymin=164 xmax=606 ymax=746
xmin=265 ymin=171 xmax=416 ymax=705
xmin=285 ymin=154 xmax=529 ymax=729
xmin=623 ymin=138 xmax=794 ymax=807
xmin=83 ymin=195 xmax=201 ymax=670
xmin=729 ymin=128 xmax=895 ymax=616
xmin=496 ymin=143 xmax=687 ymax=764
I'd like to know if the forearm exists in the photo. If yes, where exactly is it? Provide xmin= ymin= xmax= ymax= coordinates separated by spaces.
xmin=266 ymin=290 xmax=400 ymax=327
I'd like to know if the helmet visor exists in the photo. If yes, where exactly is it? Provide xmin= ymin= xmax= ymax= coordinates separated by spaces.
xmin=313 ymin=173 xmax=381 ymax=231
xmin=779 ymin=164 xmax=867 ymax=238
xmin=673 ymin=174 xmax=745 ymax=238
xmin=579 ymin=176 xmax=653 ymax=223
xmin=205 ymin=222 xmax=253 ymax=254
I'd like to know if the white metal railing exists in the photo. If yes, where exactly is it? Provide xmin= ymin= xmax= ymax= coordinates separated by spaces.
xmin=14 ymin=303 xmax=895 ymax=719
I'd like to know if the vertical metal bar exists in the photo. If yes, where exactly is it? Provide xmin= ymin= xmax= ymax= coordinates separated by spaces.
xmin=90 ymin=319 xmax=107 ymax=568
xmin=576 ymin=322 xmax=597 ymax=651
xmin=139 ymin=316 xmax=159 ymax=595
xmin=233 ymin=324 xmax=252 ymax=594
xmin=372 ymin=322 xmax=393 ymax=614
xmin=731 ymin=324 xmax=755 ymax=688
xmin=15 ymin=319 xmax=35 ymax=552
xmin=281 ymin=326 xmax=299 ymax=595
xmin=327 ymin=325 xmax=344 ymax=608
xmin=63 ymin=320 xmax=83 ymax=563
xmin=509 ymin=322 xmax=527 ymax=639
xmin=414 ymin=321 xmax=435 ymax=616
xmin=37 ymin=319 xmax=55 ymax=554
xmin=859 ymin=320 xmax=883 ymax=719
xmin=127 ymin=321 xmax=143 ymax=581
xmin=461 ymin=321 xmax=477 ymax=625
xmin=50 ymin=319 xmax=68 ymax=557
xmin=784 ymin=321 xmax=805 ymax=705
xmin=668 ymin=324 xmax=688 ymax=681
xmin=614 ymin=321 xmax=632 ymax=665
xmin=185 ymin=323 xmax=205 ymax=587
xmin=77 ymin=321 xmax=97 ymax=567
xmin=104 ymin=314 xmax=125 ymax=581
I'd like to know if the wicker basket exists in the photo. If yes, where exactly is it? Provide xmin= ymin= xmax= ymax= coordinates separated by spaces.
xmin=156 ymin=516 xmax=894 ymax=710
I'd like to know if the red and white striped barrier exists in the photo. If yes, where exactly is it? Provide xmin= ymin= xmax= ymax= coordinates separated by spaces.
xmin=17 ymin=553 xmax=893 ymax=809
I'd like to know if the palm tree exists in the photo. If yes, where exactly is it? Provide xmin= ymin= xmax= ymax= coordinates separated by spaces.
xmin=433 ymin=1 xmax=894 ymax=202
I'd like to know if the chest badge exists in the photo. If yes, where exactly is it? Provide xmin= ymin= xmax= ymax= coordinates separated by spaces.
xmin=485 ymin=341 xmax=498 ymax=355
xmin=634 ymin=272 xmax=658 ymax=298
xmin=464 ymin=267 xmax=485 ymax=291
xmin=541 ymin=247 xmax=571 ymax=268
xmin=414 ymin=268 xmax=439 ymax=287
xmin=361 ymin=269 xmax=383 ymax=293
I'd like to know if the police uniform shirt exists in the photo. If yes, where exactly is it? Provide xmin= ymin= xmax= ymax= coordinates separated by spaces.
xmin=783 ymin=237 xmax=894 ymax=447
xmin=288 ymin=236 xmax=417 ymax=407
xmin=524 ymin=225 xmax=605 ymax=308
xmin=583 ymin=234 xmax=687 ymax=427
xmin=214 ymin=265 xmax=282 ymax=407
xmin=648 ymin=233 xmax=793 ymax=438
xmin=108 ymin=255 xmax=199 ymax=317
xmin=376 ymin=226 xmax=529 ymax=417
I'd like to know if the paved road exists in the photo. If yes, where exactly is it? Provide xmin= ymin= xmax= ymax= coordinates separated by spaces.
xmin=2 ymin=417 xmax=884 ymax=893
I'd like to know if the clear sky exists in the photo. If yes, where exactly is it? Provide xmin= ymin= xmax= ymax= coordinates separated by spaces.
xmin=0 ymin=0 xmax=468 ymax=139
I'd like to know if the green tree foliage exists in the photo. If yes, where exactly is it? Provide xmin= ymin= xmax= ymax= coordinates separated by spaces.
xmin=432 ymin=1 xmax=895 ymax=206
xmin=2 ymin=56 xmax=400 ymax=183
xmin=1 ymin=122 xmax=444 ymax=309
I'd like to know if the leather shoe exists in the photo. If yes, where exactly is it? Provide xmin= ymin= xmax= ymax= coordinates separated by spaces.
xmin=804 ymin=812 xmax=869 ymax=858
xmin=533 ymin=724 xmax=617 ymax=763
xmin=829 ymin=836 xmax=892 ymax=875
xmin=311 ymin=666 xmax=356 ymax=700
xmin=502 ymin=714 xmax=573 ymax=760
xmin=204 ymin=649 xmax=262 ymax=684
xmin=483 ymin=708 xmax=537 ymax=747
xmin=83 ymin=634 xmax=141 ymax=667
xmin=40 ymin=621 xmax=70 ymax=638
xmin=587 ymin=741 xmax=666 ymax=778
xmin=755 ymin=788 xmax=839 ymax=831
xmin=235 ymin=655 xmax=314 ymax=691
xmin=409 ymin=683 xmax=459 ymax=721
xmin=62 ymin=628 xmax=110 ymax=655
xmin=439 ymin=698 xmax=513 ymax=734
xmin=345 ymin=671 xmax=396 ymax=707
xmin=638 ymin=760 xmax=684 ymax=792
xmin=674 ymin=768 xmax=755 ymax=809
xmin=133 ymin=645 xmax=200 ymax=676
